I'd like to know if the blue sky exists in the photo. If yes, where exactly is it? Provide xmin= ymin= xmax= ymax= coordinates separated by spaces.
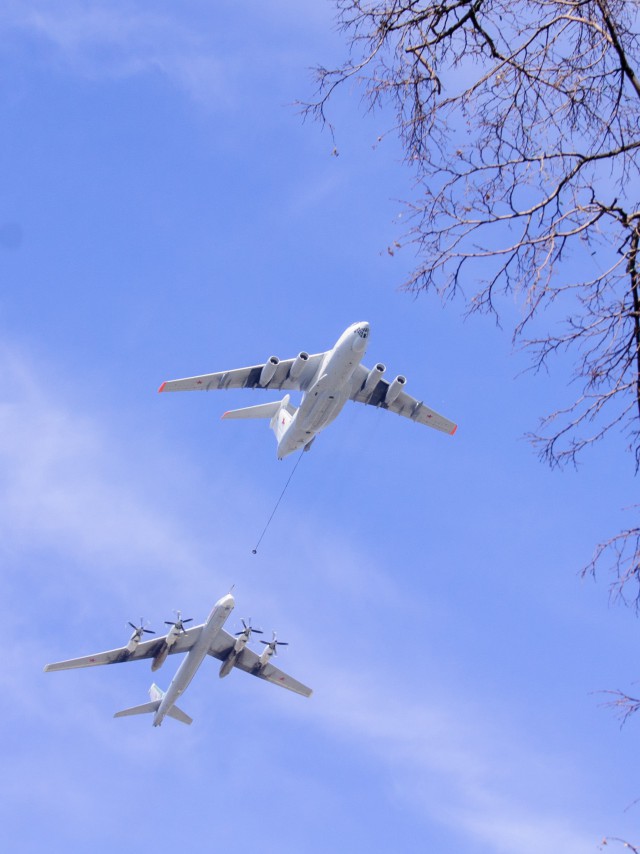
xmin=1 ymin=2 xmax=638 ymax=852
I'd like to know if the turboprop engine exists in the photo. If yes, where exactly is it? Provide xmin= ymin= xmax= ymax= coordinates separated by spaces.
xmin=288 ymin=351 xmax=309 ymax=380
xmin=125 ymin=620 xmax=155 ymax=654
xmin=259 ymin=632 xmax=288 ymax=667
xmin=385 ymin=375 xmax=406 ymax=405
xmin=219 ymin=619 xmax=263 ymax=678
xmin=151 ymin=611 xmax=192 ymax=671
xmin=260 ymin=356 xmax=279 ymax=386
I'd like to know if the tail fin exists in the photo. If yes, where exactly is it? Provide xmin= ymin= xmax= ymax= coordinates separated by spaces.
xmin=149 ymin=683 xmax=164 ymax=702
xmin=114 ymin=700 xmax=160 ymax=719
xmin=149 ymin=683 xmax=192 ymax=724
xmin=269 ymin=395 xmax=297 ymax=444
xmin=221 ymin=395 xmax=297 ymax=446
xmin=222 ymin=400 xmax=283 ymax=420
xmin=166 ymin=705 xmax=193 ymax=725
xmin=114 ymin=684 xmax=192 ymax=725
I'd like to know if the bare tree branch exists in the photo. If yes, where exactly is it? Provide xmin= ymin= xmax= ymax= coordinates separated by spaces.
xmin=599 ymin=839 xmax=640 ymax=852
xmin=306 ymin=0 xmax=640 ymax=602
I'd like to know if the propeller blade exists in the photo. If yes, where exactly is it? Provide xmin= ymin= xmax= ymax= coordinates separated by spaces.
xmin=128 ymin=622 xmax=137 ymax=630
xmin=183 ymin=618 xmax=193 ymax=624
xmin=252 ymin=628 xmax=264 ymax=634
xmin=144 ymin=628 xmax=156 ymax=635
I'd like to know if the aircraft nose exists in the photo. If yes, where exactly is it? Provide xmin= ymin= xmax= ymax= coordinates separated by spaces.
xmin=352 ymin=322 xmax=370 ymax=352
xmin=217 ymin=593 xmax=235 ymax=610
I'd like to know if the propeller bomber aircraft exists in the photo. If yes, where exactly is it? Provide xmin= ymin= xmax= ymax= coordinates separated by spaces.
xmin=44 ymin=593 xmax=311 ymax=727
xmin=159 ymin=321 xmax=457 ymax=459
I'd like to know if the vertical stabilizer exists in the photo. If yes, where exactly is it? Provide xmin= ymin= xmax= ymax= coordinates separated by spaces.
xmin=149 ymin=683 xmax=164 ymax=702
xmin=269 ymin=395 xmax=296 ymax=444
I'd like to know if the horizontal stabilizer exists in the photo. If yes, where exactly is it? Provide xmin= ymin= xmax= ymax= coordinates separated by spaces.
xmin=166 ymin=704 xmax=193 ymax=725
xmin=114 ymin=700 xmax=160 ymax=719
xmin=222 ymin=401 xmax=283 ymax=420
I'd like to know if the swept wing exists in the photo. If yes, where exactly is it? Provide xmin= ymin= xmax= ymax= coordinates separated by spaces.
xmin=207 ymin=629 xmax=312 ymax=698
xmin=43 ymin=626 xmax=203 ymax=671
xmin=350 ymin=364 xmax=457 ymax=435
xmin=44 ymin=626 xmax=312 ymax=697
xmin=159 ymin=353 xmax=325 ymax=394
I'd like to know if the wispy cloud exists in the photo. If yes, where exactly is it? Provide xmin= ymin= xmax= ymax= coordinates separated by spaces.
xmin=0 ymin=1 xmax=329 ymax=107
xmin=1 ymin=2 xmax=230 ymax=105
xmin=0 ymin=341 xmax=222 ymax=603
xmin=300 ymin=663 xmax=598 ymax=854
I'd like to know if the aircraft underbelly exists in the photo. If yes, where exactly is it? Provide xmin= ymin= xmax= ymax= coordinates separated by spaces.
xmin=158 ymin=604 xmax=232 ymax=717
xmin=302 ymin=389 xmax=347 ymax=430
xmin=275 ymin=347 xmax=362 ymax=457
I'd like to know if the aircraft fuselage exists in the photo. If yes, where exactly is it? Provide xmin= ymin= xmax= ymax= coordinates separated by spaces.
xmin=276 ymin=321 xmax=369 ymax=458
xmin=153 ymin=594 xmax=234 ymax=726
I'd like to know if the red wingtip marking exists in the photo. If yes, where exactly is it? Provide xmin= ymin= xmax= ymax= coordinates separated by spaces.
xmin=158 ymin=381 xmax=167 ymax=393
xmin=449 ymin=424 xmax=458 ymax=436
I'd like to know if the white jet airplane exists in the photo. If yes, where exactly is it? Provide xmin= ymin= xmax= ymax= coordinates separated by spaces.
xmin=44 ymin=593 xmax=311 ymax=726
xmin=159 ymin=321 xmax=457 ymax=459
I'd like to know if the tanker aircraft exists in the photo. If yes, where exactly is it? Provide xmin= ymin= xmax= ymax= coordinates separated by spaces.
xmin=44 ymin=593 xmax=311 ymax=726
xmin=159 ymin=321 xmax=457 ymax=459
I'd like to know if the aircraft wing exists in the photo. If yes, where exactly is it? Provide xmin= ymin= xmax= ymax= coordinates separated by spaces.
xmin=207 ymin=629 xmax=313 ymax=698
xmin=43 ymin=626 xmax=203 ymax=671
xmin=159 ymin=353 xmax=325 ymax=394
xmin=350 ymin=364 xmax=457 ymax=435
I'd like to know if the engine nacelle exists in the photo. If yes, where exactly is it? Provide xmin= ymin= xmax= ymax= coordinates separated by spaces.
xmin=260 ymin=356 xmax=279 ymax=386
xmin=151 ymin=645 xmax=169 ymax=672
xmin=385 ymin=375 xmax=406 ymax=405
xmin=362 ymin=363 xmax=385 ymax=395
xmin=125 ymin=634 xmax=141 ymax=654
xmin=288 ymin=351 xmax=309 ymax=380
xmin=219 ymin=652 xmax=237 ymax=679
xmin=259 ymin=645 xmax=275 ymax=667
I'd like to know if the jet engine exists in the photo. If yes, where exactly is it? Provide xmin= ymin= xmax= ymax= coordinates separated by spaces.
xmin=260 ymin=356 xmax=279 ymax=386
xmin=385 ymin=375 xmax=406 ymax=405
xmin=362 ymin=363 xmax=385 ymax=395
xmin=288 ymin=351 xmax=309 ymax=380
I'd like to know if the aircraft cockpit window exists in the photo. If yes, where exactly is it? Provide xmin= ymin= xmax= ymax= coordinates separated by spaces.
xmin=356 ymin=327 xmax=369 ymax=339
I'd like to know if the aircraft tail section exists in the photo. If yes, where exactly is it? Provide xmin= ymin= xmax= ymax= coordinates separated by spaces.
xmin=149 ymin=682 xmax=164 ymax=702
xmin=113 ymin=684 xmax=192 ymax=725
xmin=269 ymin=395 xmax=296 ymax=444
xmin=166 ymin=705 xmax=193 ymax=725
xmin=114 ymin=700 xmax=160 ymax=719
xmin=222 ymin=400 xmax=283 ymax=420
xmin=221 ymin=395 xmax=297 ymax=446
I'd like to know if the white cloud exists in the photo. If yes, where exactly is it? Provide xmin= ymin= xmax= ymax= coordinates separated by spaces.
xmin=302 ymin=663 xmax=598 ymax=854
xmin=0 ymin=342 xmax=224 ymax=604
xmin=0 ymin=2 xmax=230 ymax=104
xmin=0 ymin=1 xmax=331 ymax=107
